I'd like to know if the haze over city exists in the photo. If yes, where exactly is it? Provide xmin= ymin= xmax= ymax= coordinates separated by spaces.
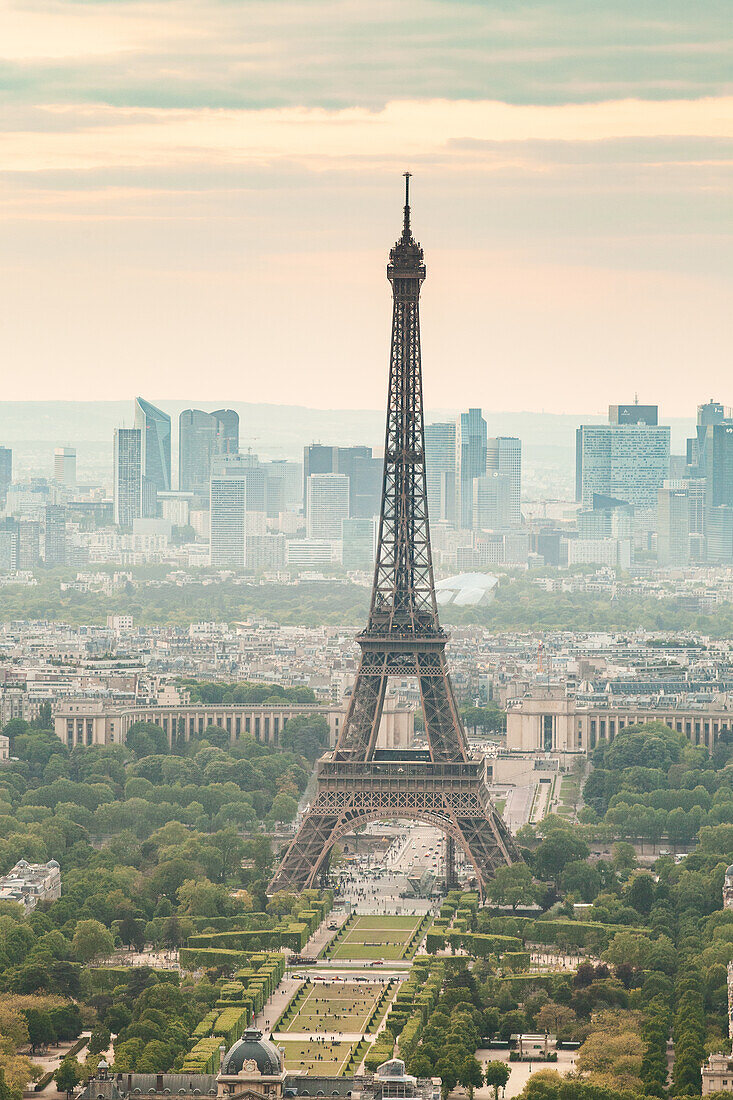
xmin=1 ymin=1 xmax=730 ymax=411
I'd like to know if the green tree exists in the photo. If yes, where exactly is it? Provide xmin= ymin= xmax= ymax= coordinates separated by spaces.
xmin=488 ymin=863 xmax=538 ymax=909
xmin=483 ymin=1061 xmax=509 ymax=1100
xmin=268 ymin=793 xmax=298 ymax=823
xmin=436 ymin=1057 xmax=459 ymax=1100
xmin=0 ymin=1068 xmax=17 ymax=1100
xmin=534 ymin=832 xmax=589 ymax=884
xmin=88 ymin=1025 xmax=111 ymax=1056
xmin=55 ymin=1059 xmax=82 ymax=1099
xmin=25 ymin=1009 xmax=55 ymax=1052
xmin=560 ymin=860 xmax=601 ymax=902
xmin=72 ymin=919 xmax=114 ymax=963
xmin=458 ymin=1057 xmax=484 ymax=1100
xmin=126 ymin=722 xmax=168 ymax=757
xmin=611 ymin=842 xmax=637 ymax=875
xmin=280 ymin=715 xmax=329 ymax=762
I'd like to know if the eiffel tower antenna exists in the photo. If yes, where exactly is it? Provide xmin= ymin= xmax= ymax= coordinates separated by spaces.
xmin=269 ymin=177 xmax=519 ymax=896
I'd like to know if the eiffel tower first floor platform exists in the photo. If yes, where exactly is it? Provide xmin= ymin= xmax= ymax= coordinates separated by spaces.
xmin=267 ymin=751 xmax=520 ymax=896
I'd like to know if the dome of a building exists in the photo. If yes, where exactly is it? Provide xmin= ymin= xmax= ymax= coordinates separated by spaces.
xmin=221 ymin=1029 xmax=282 ymax=1076
xmin=726 ymin=864 xmax=733 ymax=877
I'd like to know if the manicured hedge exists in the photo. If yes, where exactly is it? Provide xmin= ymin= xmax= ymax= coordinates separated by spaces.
xmin=181 ymin=1036 xmax=223 ymax=1073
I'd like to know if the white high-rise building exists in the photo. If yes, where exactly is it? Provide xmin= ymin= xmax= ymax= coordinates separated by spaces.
xmin=210 ymin=471 xmax=246 ymax=568
xmin=487 ymin=436 xmax=521 ymax=526
xmin=113 ymin=428 xmax=142 ymax=528
xmin=54 ymin=447 xmax=76 ymax=489
xmin=576 ymin=406 xmax=670 ymax=525
xmin=425 ymin=422 xmax=456 ymax=525
xmin=306 ymin=473 xmax=349 ymax=540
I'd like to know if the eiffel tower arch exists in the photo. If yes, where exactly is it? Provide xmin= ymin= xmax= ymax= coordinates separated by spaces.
xmin=269 ymin=177 xmax=520 ymax=896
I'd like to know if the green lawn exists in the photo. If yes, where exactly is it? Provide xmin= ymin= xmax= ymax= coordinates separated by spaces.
xmin=281 ymin=981 xmax=390 ymax=1034
xmin=326 ymin=915 xmax=425 ymax=961
xmin=279 ymin=1040 xmax=358 ymax=1076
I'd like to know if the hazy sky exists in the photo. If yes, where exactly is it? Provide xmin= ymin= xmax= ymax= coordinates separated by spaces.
xmin=1 ymin=0 xmax=730 ymax=414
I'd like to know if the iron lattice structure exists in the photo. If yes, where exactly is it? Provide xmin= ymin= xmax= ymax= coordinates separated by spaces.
xmin=269 ymin=177 xmax=519 ymax=895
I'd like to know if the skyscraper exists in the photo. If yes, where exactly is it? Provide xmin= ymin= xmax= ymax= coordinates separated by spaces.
xmin=53 ymin=448 xmax=76 ymax=490
xmin=44 ymin=504 xmax=67 ymax=566
xmin=302 ymin=444 xmax=377 ymax=517
xmin=18 ymin=521 xmax=40 ymax=569
xmin=702 ymin=422 xmax=733 ymax=511
xmin=135 ymin=397 xmax=171 ymax=495
xmin=261 ymin=460 xmax=302 ymax=516
xmin=179 ymin=408 xmax=240 ymax=495
xmin=209 ymin=454 xmax=267 ymax=568
xmin=487 ymin=436 xmax=521 ymax=525
xmin=425 ymin=422 xmax=456 ymax=525
xmin=113 ymin=428 xmax=142 ymax=527
xmin=350 ymin=455 xmax=382 ymax=518
xmin=609 ymin=404 xmax=659 ymax=426
xmin=473 ymin=471 xmax=512 ymax=530
xmin=341 ymin=517 xmax=376 ymax=570
xmin=576 ymin=404 xmax=670 ymax=521
xmin=210 ymin=471 xmax=246 ymax=568
xmin=457 ymin=408 xmax=487 ymax=529
xmin=303 ymin=445 xmax=335 ymax=513
xmin=0 ymin=447 xmax=11 ymax=505
xmin=657 ymin=485 xmax=690 ymax=567
xmin=179 ymin=409 xmax=218 ymax=495
xmin=212 ymin=409 xmax=239 ymax=455
xmin=306 ymin=473 xmax=349 ymax=539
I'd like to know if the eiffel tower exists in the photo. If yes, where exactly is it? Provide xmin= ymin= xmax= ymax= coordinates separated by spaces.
xmin=269 ymin=177 xmax=520 ymax=895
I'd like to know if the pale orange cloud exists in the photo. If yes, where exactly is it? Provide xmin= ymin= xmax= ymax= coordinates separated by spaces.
xmin=3 ymin=96 xmax=731 ymax=173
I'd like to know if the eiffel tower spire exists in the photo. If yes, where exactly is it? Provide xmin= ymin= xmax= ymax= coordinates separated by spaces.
xmin=333 ymin=175 xmax=466 ymax=763
xmin=268 ymin=179 xmax=519 ymax=896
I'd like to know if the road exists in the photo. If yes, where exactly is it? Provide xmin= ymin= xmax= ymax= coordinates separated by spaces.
xmin=502 ymin=785 xmax=534 ymax=831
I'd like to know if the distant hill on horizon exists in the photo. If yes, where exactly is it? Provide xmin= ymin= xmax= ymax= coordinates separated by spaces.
xmin=0 ymin=400 xmax=695 ymax=488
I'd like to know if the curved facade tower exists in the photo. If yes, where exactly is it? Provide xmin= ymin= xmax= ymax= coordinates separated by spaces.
xmin=269 ymin=178 xmax=519 ymax=895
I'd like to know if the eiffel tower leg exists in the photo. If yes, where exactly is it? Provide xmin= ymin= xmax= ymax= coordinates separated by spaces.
xmin=268 ymin=808 xmax=341 ymax=893
xmin=417 ymin=651 xmax=469 ymax=762
xmin=333 ymin=666 xmax=387 ymax=759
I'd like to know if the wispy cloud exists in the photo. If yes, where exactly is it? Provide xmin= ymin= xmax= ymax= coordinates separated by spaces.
xmin=0 ymin=0 xmax=730 ymax=409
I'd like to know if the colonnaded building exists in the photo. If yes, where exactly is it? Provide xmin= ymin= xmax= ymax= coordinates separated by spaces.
xmin=53 ymin=699 xmax=414 ymax=752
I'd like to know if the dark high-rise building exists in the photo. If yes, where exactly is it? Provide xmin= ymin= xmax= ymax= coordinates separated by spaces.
xmin=457 ymin=408 xmax=487 ymax=529
xmin=18 ymin=520 xmax=40 ymax=569
xmin=135 ymin=397 xmax=171 ymax=495
xmin=212 ymin=409 xmax=239 ymax=455
xmin=180 ymin=408 xmax=240 ymax=496
xmin=302 ymin=444 xmax=377 ymax=515
xmin=303 ymin=445 xmax=335 ymax=513
xmin=179 ymin=409 xmax=217 ymax=495
xmin=609 ymin=404 xmax=659 ymax=426
xmin=686 ymin=399 xmax=728 ymax=472
xmin=350 ymin=454 xmax=382 ymax=517
xmin=0 ymin=519 xmax=18 ymax=571
xmin=0 ymin=446 xmax=11 ymax=505
xmin=44 ymin=504 xmax=67 ymax=566
xmin=113 ymin=428 xmax=142 ymax=527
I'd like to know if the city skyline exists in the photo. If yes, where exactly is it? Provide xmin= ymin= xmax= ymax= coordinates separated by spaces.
xmin=1 ymin=2 xmax=729 ymax=412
